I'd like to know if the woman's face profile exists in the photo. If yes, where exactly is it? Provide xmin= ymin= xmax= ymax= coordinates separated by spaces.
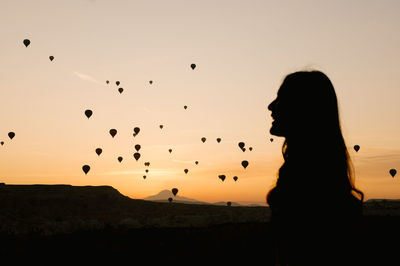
xmin=268 ymin=88 xmax=290 ymax=137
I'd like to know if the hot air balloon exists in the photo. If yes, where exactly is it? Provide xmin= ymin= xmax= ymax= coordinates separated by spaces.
xmin=354 ymin=145 xmax=360 ymax=152
xmin=168 ymin=197 xmax=173 ymax=203
xmin=95 ymin=148 xmax=102 ymax=156
xmin=84 ymin=109 xmax=93 ymax=119
xmin=135 ymin=144 xmax=141 ymax=152
xmin=82 ymin=165 xmax=90 ymax=175
xmin=145 ymin=169 xmax=149 ymax=173
xmin=23 ymin=39 xmax=30 ymax=47
xmin=201 ymin=137 xmax=206 ymax=143
xmin=233 ymin=176 xmax=238 ymax=182
xmin=133 ymin=152 xmax=141 ymax=161
xmin=168 ymin=149 xmax=172 ymax=153
xmin=249 ymin=147 xmax=253 ymax=151
xmin=143 ymin=175 xmax=146 ymax=179
xmin=184 ymin=169 xmax=188 ymax=174
xmin=0 ymin=141 xmax=4 ymax=146
xmin=172 ymin=188 xmax=178 ymax=196
xmin=109 ymin=129 xmax=117 ymax=138
xmin=159 ymin=125 xmax=163 ymax=129
xmin=184 ymin=105 xmax=188 ymax=110
xmin=190 ymin=63 xmax=196 ymax=70
xmin=241 ymin=160 xmax=249 ymax=169
xmin=8 ymin=132 xmax=15 ymax=140
xmin=133 ymin=127 xmax=140 ymax=137
xmin=106 ymin=80 xmax=109 ymax=84
xmin=195 ymin=161 xmax=199 ymax=165
xmin=118 ymin=88 xmax=123 ymax=94
xmin=216 ymin=138 xmax=221 ymax=143
xmin=227 ymin=202 xmax=232 ymax=207
xmin=116 ymin=81 xmax=120 ymax=86
xmin=219 ymin=175 xmax=226 ymax=182
xmin=238 ymin=142 xmax=245 ymax=151
xmin=149 ymin=80 xmax=153 ymax=85
xmin=118 ymin=156 xmax=123 ymax=163
xmin=49 ymin=56 xmax=54 ymax=61
xmin=270 ymin=138 xmax=274 ymax=142
xmin=144 ymin=162 xmax=150 ymax=167
xmin=390 ymin=169 xmax=397 ymax=178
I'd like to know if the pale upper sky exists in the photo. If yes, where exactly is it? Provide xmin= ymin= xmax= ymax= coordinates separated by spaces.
xmin=1 ymin=0 xmax=399 ymax=204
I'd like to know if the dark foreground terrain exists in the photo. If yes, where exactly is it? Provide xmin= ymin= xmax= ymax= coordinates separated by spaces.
xmin=1 ymin=184 xmax=399 ymax=265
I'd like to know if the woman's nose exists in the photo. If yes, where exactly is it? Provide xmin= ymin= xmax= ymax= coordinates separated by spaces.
xmin=268 ymin=99 xmax=275 ymax=111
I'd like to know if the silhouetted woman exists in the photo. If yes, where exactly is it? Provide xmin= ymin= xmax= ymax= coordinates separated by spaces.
xmin=267 ymin=71 xmax=363 ymax=265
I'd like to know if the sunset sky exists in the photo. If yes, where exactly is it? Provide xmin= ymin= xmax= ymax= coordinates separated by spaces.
xmin=1 ymin=0 xmax=399 ymax=205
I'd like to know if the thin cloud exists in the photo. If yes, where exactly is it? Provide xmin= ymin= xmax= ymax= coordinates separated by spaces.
xmin=73 ymin=71 xmax=103 ymax=85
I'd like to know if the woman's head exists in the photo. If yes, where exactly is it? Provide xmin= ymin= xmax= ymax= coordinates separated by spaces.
xmin=268 ymin=71 xmax=341 ymax=139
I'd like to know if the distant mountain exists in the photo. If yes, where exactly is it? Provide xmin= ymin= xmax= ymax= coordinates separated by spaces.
xmin=143 ymin=189 xmax=209 ymax=204
xmin=144 ymin=190 xmax=245 ymax=206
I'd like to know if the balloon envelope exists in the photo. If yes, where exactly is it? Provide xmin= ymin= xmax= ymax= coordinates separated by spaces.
xmin=8 ymin=132 xmax=15 ymax=140
xmin=216 ymin=138 xmax=221 ymax=143
xmin=133 ymin=127 xmax=140 ymax=136
xmin=172 ymin=188 xmax=178 ymax=196
xmin=201 ymin=137 xmax=206 ymax=143
xmin=133 ymin=152 xmax=141 ymax=161
xmin=233 ymin=176 xmax=238 ymax=182
xmin=390 ymin=169 xmax=397 ymax=178
xmin=49 ymin=56 xmax=54 ymax=61
xmin=195 ymin=161 xmax=198 ymax=165
xmin=85 ymin=109 xmax=93 ymax=119
xmin=118 ymin=87 xmax=123 ymax=94
xmin=168 ymin=197 xmax=173 ymax=203
xmin=159 ymin=125 xmax=163 ymax=129
xmin=241 ymin=160 xmax=249 ymax=169
xmin=23 ymin=39 xmax=30 ymax=47
xmin=249 ymin=147 xmax=253 ymax=151
xmin=118 ymin=156 xmax=123 ymax=163
xmin=135 ymin=144 xmax=141 ymax=152
xmin=149 ymin=80 xmax=153 ymax=84
xmin=190 ymin=63 xmax=196 ymax=70
xmin=144 ymin=162 xmax=150 ymax=167
xmin=95 ymin=148 xmax=102 ymax=156
xmin=184 ymin=169 xmax=188 ymax=174
xmin=238 ymin=142 xmax=245 ymax=150
xmin=184 ymin=105 xmax=187 ymax=109
xmin=0 ymin=141 xmax=4 ymax=145
xmin=219 ymin=175 xmax=226 ymax=181
xmin=354 ymin=145 xmax=360 ymax=152
xmin=116 ymin=81 xmax=120 ymax=86
xmin=82 ymin=165 xmax=90 ymax=175
xmin=106 ymin=80 xmax=109 ymax=84
xmin=168 ymin=149 xmax=172 ymax=153
xmin=270 ymin=138 xmax=274 ymax=142
xmin=109 ymin=129 xmax=117 ymax=137
xmin=143 ymin=175 xmax=146 ymax=179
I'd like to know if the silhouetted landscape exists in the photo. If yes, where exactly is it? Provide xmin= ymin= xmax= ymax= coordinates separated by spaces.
xmin=0 ymin=183 xmax=399 ymax=265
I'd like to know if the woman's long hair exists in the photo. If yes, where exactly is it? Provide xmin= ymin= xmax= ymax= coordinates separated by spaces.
xmin=267 ymin=71 xmax=363 ymax=220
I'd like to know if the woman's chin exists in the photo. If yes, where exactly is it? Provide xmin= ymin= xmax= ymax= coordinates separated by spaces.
xmin=270 ymin=125 xmax=284 ymax=137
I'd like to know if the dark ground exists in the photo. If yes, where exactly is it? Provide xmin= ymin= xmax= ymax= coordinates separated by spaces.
xmin=1 ymin=217 xmax=400 ymax=265
xmin=1 ymin=223 xmax=274 ymax=265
